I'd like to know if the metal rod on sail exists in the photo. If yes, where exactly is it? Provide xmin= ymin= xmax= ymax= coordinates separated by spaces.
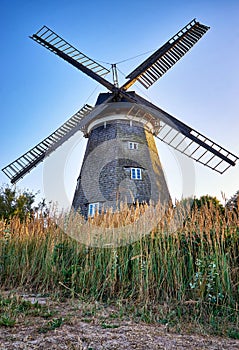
xmin=112 ymin=64 xmax=119 ymax=88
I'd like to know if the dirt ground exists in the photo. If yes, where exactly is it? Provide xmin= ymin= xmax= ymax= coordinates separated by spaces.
xmin=1 ymin=321 xmax=239 ymax=350
xmin=0 ymin=294 xmax=239 ymax=350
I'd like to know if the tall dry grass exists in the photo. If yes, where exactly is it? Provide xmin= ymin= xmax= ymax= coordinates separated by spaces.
xmin=0 ymin=201 xmax=238 ymax=332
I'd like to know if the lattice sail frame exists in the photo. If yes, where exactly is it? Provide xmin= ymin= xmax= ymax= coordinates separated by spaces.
xmin=32 ymin=26 xmax=110 ymax=77
xmin=123 ymin=19 xmax=209 ymax=90
xmin=125 ymin=103 xmax=238 ymax=174
xmin=2 ymin=105 xmax=93 ymax=183
xmin=2 ymin=18 xmax=238 ymax=185
xmin=30 ymin=26 xmax=114 ymax=91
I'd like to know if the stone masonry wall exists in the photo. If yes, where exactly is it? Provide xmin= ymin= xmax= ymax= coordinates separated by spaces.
xmin=72 ymin=119 xmax=170 ymax=217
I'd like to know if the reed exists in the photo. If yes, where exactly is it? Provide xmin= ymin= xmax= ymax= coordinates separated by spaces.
xmin=0 ymin=200 xmax=238 ymax=335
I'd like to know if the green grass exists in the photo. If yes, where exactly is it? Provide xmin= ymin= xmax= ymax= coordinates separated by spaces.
xmin=0 ymin=293 xmax=56 ymax=327
xmin=0 ymin=202 xmax=238 ymax=337
xmin=38 ymin=317 xmax=64 ymax=333
xmin=101 ymin=322 xmax=119 ymax=329
xmin=0 ymin=314 xmax=16 ymax=327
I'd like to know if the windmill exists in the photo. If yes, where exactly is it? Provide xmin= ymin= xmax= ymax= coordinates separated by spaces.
xmin=2 ymin=19 xmax=238 ymax=218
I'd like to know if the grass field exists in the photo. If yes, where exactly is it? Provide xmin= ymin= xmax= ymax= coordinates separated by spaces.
xmin=0 ymin=200 xmax=238 ymax=338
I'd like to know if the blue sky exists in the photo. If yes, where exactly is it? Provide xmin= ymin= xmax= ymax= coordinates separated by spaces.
xmin=1 ymin=0 xmax=239 ymax=207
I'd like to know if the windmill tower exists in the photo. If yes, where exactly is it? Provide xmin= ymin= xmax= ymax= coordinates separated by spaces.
xmin=71 ymin=96 xmax=171 ymax=217
xmin=2 ymin=19 xmax=238 ymax=218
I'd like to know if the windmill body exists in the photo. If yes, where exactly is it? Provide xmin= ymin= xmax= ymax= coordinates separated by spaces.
xmin=2 ymin=19 xmax=238 ymax=216
xmin=72 ymin=93 xmax=170 ymax=217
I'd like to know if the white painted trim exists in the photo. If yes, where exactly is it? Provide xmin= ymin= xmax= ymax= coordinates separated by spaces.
xmin=131 ymin=168 xmax=142 ymax=180
xmin=86 ymin=114 xmax=154 ymax=134
xmin=128 ymin=141 xmax=139 ymax=150
xmin=88 ymin=202 xmax=99 ymax=216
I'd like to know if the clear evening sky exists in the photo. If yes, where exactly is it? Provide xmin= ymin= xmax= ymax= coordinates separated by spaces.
xmin=1 ymin=0 xmax=238 ymax=208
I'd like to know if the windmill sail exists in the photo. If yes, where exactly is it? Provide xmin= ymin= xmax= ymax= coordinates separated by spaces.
xmin=2 ymin=105 xmax=93 ymax=184
xmin=31 ymin=26 xmax=115 ymax=91
xmin=122 ymin=19 xmax=209 ymax=90
xmin=129 ymin=96 xmax=238 ymax=174
xmin=156 ymin=121 xmax=238 ymax=173
xmin=2 ymin=17 xmax=238 ymax=198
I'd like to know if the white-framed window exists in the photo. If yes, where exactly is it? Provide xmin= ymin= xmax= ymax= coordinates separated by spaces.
xmin=88 ymin=202 xmax=99 ymax=217
xmin=128 ymin=142 xmax=138 ymax=150
xmin=131 ymin=168 xmax=142 ymax=180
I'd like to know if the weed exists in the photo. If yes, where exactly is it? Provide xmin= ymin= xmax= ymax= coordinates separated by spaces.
xmin=38 ymin=317 xmax=64 ymax=333
xmin=189 ymin=257 xmax=225 ymax=303
xmin=0 ymin=314 xmax=16 ymax=327
xmin=81 ymin=318 xmax=92 ymax=323
xmin=227 ymin=328 xmax=239 ymax=339
xmin=101 ymin=322 xmax=119 ymax=329
xmin=0 ymin=293 xmax=56 ymax=328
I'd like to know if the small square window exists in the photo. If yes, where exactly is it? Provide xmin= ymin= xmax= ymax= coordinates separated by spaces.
xmin=131 ymin=168 xmax=142 ymax=180
xmin=88 ymin=202 xmax=99 ymax=217
xmin=128 ymin=142 xmax=138 ymax=150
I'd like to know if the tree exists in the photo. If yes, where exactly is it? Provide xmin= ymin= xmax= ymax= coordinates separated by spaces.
xmin=191 ymin=195 xmax=225 ymax=215
xmin=0 ymin=185 xmax=36 ymax=221
xmin=226 ymin=190 xmax=239 ymax=211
